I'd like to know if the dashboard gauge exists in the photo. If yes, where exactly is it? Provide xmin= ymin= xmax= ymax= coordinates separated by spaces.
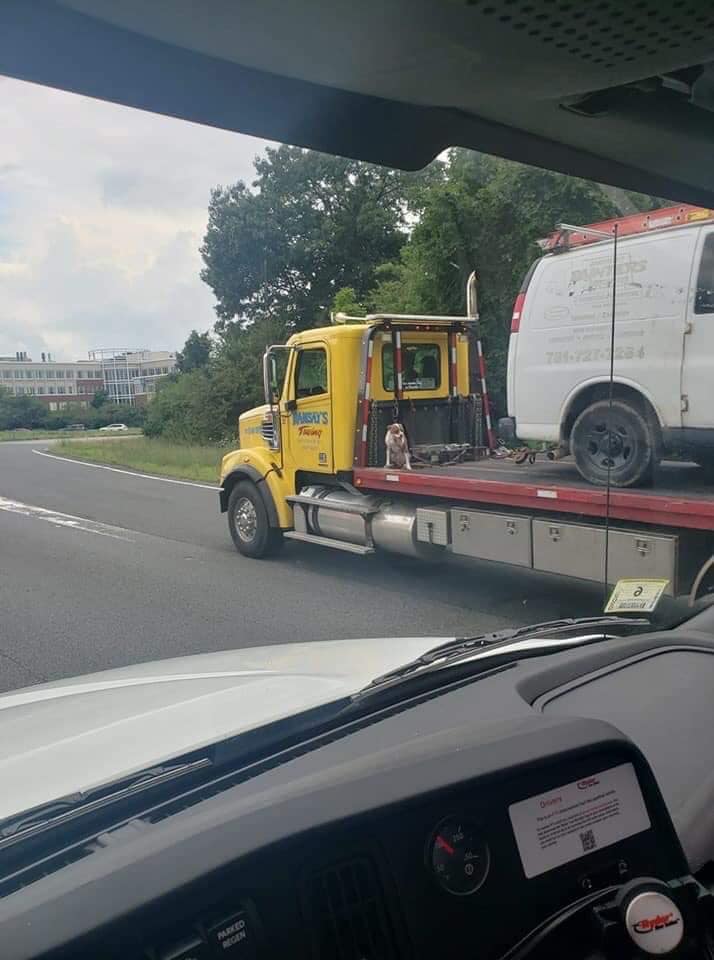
xmin=427 ymin=817 xmax=490 ymax=896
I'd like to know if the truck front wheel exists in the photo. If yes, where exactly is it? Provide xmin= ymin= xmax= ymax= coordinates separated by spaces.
xmin=227 ymin=481 xmax=283 ymax=558
xmin=571 ymin=399 xmax=657 ymax=488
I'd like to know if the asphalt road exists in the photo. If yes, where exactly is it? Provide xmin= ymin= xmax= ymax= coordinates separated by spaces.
xmin=0 ymin=440 xmax=605 ymax=694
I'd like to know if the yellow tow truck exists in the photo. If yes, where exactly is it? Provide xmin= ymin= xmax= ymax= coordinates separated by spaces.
xmin=218 ymin=274 xmax=708 ymax=596
xmin=218 ymin=274 xmax=484 ymax=557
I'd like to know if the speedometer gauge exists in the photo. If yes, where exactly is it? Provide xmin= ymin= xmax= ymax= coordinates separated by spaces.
xmin=427 ymin=817 xmax=490 ymax=896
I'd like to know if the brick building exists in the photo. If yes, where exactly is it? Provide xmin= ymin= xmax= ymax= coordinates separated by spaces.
xmin=0 ymin=349 xmax=177 ymax=411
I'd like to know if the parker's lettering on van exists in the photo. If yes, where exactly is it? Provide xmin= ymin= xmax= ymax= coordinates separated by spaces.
xmin=570 ymin=254 xmax=647 ymax=285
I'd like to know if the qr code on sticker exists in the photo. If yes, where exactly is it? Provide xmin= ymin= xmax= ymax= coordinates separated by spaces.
xmin=580 ymin=829 xmax=596 ymax=853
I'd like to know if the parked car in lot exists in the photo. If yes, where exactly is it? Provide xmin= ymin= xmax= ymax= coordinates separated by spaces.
xmin=506 ymin=204 xmax=714 ymax=487
xmin=99 ymin=423 xmax=129 ymax=433
xmin=60 ymin=423 xmax=86 ymax=432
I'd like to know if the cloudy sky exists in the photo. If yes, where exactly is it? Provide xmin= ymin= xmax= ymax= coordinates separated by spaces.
xmin=0 ymin=77 xmax=269 ymax=361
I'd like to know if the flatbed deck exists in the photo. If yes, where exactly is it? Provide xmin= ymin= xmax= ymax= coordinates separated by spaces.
xmin=353 ymin=458 xmax=714 ymax=531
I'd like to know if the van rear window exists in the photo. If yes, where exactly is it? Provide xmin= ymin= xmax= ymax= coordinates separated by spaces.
xmin=382 ymin=344 xmax=440 ymax=391
xmin=695 ymin=233 xmax=714 ymax=314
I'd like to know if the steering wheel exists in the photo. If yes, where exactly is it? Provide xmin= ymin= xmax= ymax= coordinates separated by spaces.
xmin=498 ymin=876 xmax=714 ymax=960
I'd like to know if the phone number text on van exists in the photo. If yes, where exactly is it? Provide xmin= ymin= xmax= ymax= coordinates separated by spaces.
xmin=546 ymin=346 xmax=646 ymax=364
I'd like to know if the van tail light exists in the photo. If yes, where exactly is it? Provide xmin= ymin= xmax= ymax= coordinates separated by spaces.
xmin=511 ymin=293 xmax=525 ymax=333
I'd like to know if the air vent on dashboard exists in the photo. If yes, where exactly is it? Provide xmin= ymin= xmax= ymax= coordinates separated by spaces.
xmin=305 ymin=857 xmax=401 ymax=960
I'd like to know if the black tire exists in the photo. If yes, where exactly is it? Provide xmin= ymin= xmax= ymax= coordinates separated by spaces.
xmin=571 ymin=399 xmax=657 ymax=488
xmin=227 ymin=481 xmax=283 ymax=558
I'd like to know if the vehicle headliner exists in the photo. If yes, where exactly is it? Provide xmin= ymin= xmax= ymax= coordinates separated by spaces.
xmin=2 ymin=1 xmax=714 ymax=203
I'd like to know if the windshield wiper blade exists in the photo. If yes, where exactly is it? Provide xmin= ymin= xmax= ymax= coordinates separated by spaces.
xmin=439 ymin=616 xmax=649 ymax=657
xmin=360 ymin=616 xmax=650 ymax=692
xmin=0 ymin=757 xmax=211 ymax=850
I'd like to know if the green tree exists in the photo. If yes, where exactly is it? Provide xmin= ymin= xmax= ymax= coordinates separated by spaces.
xmin=176 ymin=330 xmax=212 ymax=372
xmin=0 ymin=389 xmax=48 ymax=430
xmin=91 ymin=388 xmax=109 ymax=408
xmin=331 ymin=287 xmax=366 ymax=319
xmin=212 ymin=314 xmax=289 ymax=414
xmin=370 ymin=151 xmax=624 ymax=404
xmin=144 ymin=315 xmax=287 ymax=442
xmin=200 ymin=145 xmax=432 ymax=333
xmin=167 ymin=144 xmax=672 ymax=445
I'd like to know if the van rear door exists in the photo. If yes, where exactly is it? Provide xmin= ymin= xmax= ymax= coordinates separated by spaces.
xmin=506 ymin=260 xmax=538 ymax=421
xmin=682 ymin=228 xmax=714 ymax=431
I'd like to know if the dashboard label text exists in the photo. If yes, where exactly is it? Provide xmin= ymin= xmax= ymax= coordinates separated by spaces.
xmin=508 ymin=762 xmax=650 ymax=878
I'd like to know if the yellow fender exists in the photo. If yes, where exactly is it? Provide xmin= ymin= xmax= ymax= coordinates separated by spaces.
xmin=219 ymin=448 xmax=294 ymax=529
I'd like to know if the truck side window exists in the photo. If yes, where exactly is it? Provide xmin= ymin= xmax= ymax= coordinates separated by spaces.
xmin=295 ymin=347 xmax=327 ymax=398
xmin=695 ymin=233 xmax=714 ymax=314
xmin=383 ymin=344 xmax=441 ymax=391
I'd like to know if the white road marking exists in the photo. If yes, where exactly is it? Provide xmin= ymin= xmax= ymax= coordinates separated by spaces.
xmin=32 ymin=448 xmax=219 ymax=490
xmin=0 ymin=496 xmax=135 ymax=541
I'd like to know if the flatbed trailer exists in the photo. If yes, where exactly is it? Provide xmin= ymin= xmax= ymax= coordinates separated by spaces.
xmin=354 ymin=459 xmax=714 ymax=533
xmin=219 ymin=271 xmax=714 ymax=601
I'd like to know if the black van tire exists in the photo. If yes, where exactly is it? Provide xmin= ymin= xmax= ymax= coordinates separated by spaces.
xmin=227 ymin=481 xmax=283 ymax=558
xmin=571 ymin=399 xmax=656 ymax=488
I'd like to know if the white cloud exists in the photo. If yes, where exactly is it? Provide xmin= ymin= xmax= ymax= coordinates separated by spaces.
xmin=0 ymin=77 xmax=269 ymax=360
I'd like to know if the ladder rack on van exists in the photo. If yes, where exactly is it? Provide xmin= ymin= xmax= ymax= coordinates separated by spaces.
xmin=538 ymin=203 xmax=714 ymax=253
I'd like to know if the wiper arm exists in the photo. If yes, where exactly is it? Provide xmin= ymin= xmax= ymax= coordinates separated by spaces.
xmin=360 ymin=616 xmax=650 ymax=692
xmin=430 ymin=616 xmax=650 ymax=659
xmin=0 ymin=757 xmax=210 ymax=850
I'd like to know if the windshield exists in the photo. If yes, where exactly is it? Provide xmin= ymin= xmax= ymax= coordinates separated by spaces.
xmin=0 ymin=71 xmax=712 ymax=725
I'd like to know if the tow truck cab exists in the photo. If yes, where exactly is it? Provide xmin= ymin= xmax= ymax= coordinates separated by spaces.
xmin=220 ymin=308 xmax=477 ymax=530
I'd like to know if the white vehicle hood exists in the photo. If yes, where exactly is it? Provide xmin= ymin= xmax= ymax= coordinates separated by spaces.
xmin=0 ymin=635 xmax=450 ymax=825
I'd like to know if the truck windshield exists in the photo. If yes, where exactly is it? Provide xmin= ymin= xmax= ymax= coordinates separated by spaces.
xmin=1 ymin=72 xmax=712 ymax=742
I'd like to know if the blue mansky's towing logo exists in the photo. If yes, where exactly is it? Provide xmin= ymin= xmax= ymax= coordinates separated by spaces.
xmin=291 ymin=411 xmax=328 ymax=425
xmin=292 ymin=410 xmax=329 ymax=449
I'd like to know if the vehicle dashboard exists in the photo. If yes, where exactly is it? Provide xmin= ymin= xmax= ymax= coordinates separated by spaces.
xmin=3 ymin=626 xmax=714 ymax=960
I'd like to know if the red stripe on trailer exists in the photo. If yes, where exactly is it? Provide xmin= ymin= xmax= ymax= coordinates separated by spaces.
xmin=353 ymin=468 xmax=714 ymax=532
xmin=359 ymin=400 xmax=370 ymax=464
xmin=358 ymin=340 xmax=374 ymax=467
xmin=393 ymin=330 xmax=403 ymax=400
xmin=448 ymin=332 xmax=458 ymax=397
xmin=475 ymin=341 xmax=496 ymax=450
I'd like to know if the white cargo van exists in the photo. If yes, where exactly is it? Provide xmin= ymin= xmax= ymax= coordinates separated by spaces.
xmin=506 ymin=205 xmax=714 ymax=487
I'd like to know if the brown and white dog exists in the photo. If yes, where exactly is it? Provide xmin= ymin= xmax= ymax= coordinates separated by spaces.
xmin=385 ymin=422 xmax=411 ymax=470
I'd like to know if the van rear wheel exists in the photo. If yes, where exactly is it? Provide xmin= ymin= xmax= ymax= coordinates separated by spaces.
xmin=228 ymin=481 xmax=283 ymax=558
xmin=571 ymin=399 xmax=656 ymax=488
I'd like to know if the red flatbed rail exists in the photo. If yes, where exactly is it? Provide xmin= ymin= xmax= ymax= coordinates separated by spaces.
xmin=353 ymin=459 xmax=714 ymax=532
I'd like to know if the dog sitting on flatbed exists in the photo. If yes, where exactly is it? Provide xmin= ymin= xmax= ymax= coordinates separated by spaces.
xmin=385 ymin=422 xmax=411 ymax=470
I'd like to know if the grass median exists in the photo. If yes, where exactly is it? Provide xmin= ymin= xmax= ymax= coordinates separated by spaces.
xmin=0 ymin=428 xmax=142 ymax=442
xmin=53 ymin=437 xmax=225 ymax=484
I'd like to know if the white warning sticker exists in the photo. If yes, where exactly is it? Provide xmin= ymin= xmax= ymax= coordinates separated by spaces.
xmin=508 ymin=762 xmax=650 ymax=879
